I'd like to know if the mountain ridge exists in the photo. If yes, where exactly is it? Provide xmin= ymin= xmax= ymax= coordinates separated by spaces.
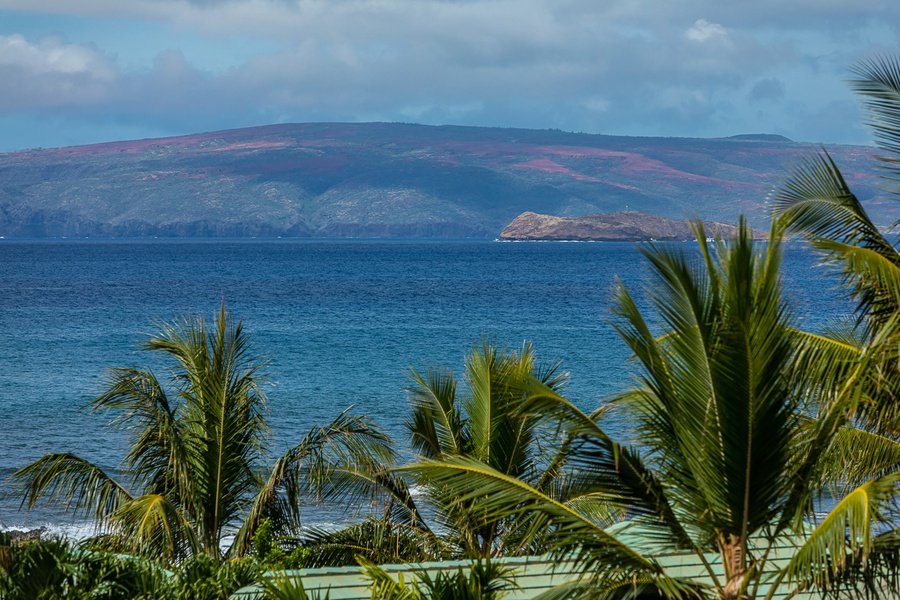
xmin=0 ymin=122 xmax=891 ymax=238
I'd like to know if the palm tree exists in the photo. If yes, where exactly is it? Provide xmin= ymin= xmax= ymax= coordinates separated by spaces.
xmin=295 ymin=340 xmax=599 ymax=564
xmin=404 ymin=220 xmax=900 ymax=599
xmin=405 ymin=340 xmax=577 ymax=558
xmin=771 ymin=55 xmax=900 ymax=489
xmin=11 ymin=304 xmax=396 ymax=562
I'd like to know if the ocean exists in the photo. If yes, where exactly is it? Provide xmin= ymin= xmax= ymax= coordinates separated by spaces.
xmin=0 ymin=239 xmax=846 ymax=535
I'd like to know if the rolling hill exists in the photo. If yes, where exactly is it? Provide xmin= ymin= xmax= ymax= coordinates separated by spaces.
xmin=0 ymin=123 xmax=890 ymax=238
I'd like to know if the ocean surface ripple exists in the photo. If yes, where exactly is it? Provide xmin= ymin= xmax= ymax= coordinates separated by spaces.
xmin=0 ymin=239 xmax=845 ymax=536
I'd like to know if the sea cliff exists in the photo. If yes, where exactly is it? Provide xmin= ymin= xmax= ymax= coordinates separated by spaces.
xmin=500 ymin=211 xmax=753 ymax=241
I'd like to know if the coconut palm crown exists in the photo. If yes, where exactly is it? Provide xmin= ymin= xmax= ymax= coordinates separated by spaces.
xmin=771 ymin=56 xmax=900 ymax=486
xmin=294 ymin=341 xmax=587 ymax=565
xmin=404 ymin=220 xmax=900 ymax=600
xmin=11 ymin=304 xmax=395 ymax=562
xmin=405 ymin=340 xmax=583 ymax=557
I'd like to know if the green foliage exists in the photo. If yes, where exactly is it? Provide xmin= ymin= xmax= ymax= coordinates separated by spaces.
xmin=298 ymin=518 xmax=447 ymax=568
xmin=361 ymin=559 xmax=518 ymax=600
xmin=415 ymin=560 xmax=517 ymax=600
xmin=174 ymin=554 xmax=259 ymax=600
xmin=252 ymin=517 xmax=277 ymax=560
xmin=261 ymin=573 xmax=329 ymax=600
xmin=771 ymin=54 xmax=900 ymax=594
xmin=286 ymin=340 xmax=578 ymax=566
xmin=404 ymin=219 xmax=900 ymax=599
xmin=12 ymin=304 xmax=396 ymax=562
xmin=0 ymin=532 xmax=10 ymax=575
xmin=0 ymin=535 xmax=171 ymax=600
xmin=405 ymin=340 xmax=594 ymax=558
xmin=251 ymin=518 xmax=310 ymax=570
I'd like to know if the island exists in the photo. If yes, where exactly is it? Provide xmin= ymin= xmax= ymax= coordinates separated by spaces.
xmin=499 ymin=211 xmax=755 ymax=241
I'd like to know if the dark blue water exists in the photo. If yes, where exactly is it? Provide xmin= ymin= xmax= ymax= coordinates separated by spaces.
xmin=0 ymin=240 xmax=846 ymax=534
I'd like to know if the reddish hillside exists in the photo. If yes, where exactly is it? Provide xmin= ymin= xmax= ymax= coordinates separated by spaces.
xmin=0 ymin=123 xmax=890 ymax=238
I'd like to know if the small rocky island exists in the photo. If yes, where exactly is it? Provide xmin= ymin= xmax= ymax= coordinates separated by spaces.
xmin=500 ymin=211 xmax=751 ymax=241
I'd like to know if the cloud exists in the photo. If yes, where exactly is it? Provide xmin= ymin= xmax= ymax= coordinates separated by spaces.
xmin=748 ymin=78 xmax=786 ymax=103
xmin=0 ymin=34 xmax=118 ymax=109
xmin=686 ymin=19 xmax=730 ymax=44
xmin=0 ymin=0 xmax=895 ymax=148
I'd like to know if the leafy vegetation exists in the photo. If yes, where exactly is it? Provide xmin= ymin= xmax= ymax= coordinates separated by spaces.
xmin=0 ymin=532 xmax=268 ymax=600
xmin=766 ymin=53 xmax=900 ymax=598
xmin=404 ymin=219 xmax=900 ymax=599
xmin=362 ymin=559 xmax=518 ymax=600
xmin=404 ymin=340 xmax=581 ymax=557
xmin=0 ymin=533 xmax=169 ymax=599
xmin=173 ymin=554 xmax=259 ymax=600
xmin=11 ymin=303 xmax=395 ymax=562
xmin=772 ymin=56 xmax=900 ymax=485
xmin=294 ymin=340 xmax=594 ymax=565
xmin=259 ymin=573 xmax=326 ymax=600
xmin=295 ymin=518 xmax=443 ymax=568
xmin=249 ymin=518 xmax=311 ymax=571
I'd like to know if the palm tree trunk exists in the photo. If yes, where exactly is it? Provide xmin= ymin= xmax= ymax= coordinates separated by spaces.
xmin=722 ymin=534 xmax=748 ymax=599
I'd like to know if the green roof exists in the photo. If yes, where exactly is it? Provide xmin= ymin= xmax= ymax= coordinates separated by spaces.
xmin=232 ymin=517 xmax=898 ymax=599
xmin=231 ymin=537 xmax=825 ymax=599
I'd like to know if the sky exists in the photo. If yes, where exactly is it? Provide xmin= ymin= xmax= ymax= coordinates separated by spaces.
xmin=0 ymin=1 xmax=897 ymax=152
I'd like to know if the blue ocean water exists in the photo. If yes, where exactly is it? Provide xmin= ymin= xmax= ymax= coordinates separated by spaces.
xmin=0 ymin=240 xmax=846 ymax=534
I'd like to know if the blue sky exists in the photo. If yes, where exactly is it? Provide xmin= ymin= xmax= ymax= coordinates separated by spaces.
xmin=0 ymin=0 xmax=897 ymax=152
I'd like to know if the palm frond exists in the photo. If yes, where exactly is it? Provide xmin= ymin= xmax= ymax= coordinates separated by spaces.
xmin=810 ymin=238 xmax=900 ymax=328
xmin=174 ymin=552 xmax=260 ymax=599
xmin=289 ymin=409 xmax=398 ymax=500
xmin=106 ymin=493 xmax=201 ymax=561
xmin=771 ymin=151 xmax=876 ymax=241
xmin=261 ymin=573 xmax=328 ymax=600
xmin=771 ymin=150 xmax=900 ymax=327
xmin=359 ymin=560 xmax=419 ymax=600
xmin=174 ymin=308 xmax=271 ymax=551
xmin=816 ymin=417 xmax=900 ymax=492
xmin=407 ymin=366 xmax=464 ymax=459
xmin=88 ymin=367 xmax=191 ymax=499
xmin=298 ymin=519 xmax=446 ymax=568
xmin=517 ymin=386 xmax=691 ymax=549
xmin=562 ymin=493 xmax=626 ymax=529
xmin=606 ymin=220 xmax=803 ymax=551
xmin=416 ymin=559 xmax=520 ymax=600
xmin=230 ymin=408 xmax=400 ymax=557
xmin=463 ymin=340 xmax=500 ymax=464
xmin=850 ymin=55 xmax=900 ymax=183
xmin=458 ymin=339 xmax=558 ymax=477
xmin=11 ymin=452 xmax=134 ymax=527
xmin=532 ymin=575 xmax=706 ymax=600
xmin=401 ymin=457 xmax=664 ymax=578
xmin=783 ymin=472 xmax=900 ymax=590
xmin=790 ymin=328 xmax=864 ymax=408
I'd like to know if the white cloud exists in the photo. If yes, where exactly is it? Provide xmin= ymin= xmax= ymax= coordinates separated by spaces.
xmin=686 ymin=19 xmax=731 ymax=44
xmin=0 ymin=34 xmax=115 ymax=78
xmin=0 ymin=34 xmax=118 ymax=109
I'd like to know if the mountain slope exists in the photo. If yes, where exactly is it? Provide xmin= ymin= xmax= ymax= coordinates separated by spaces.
xmin=0 ymin=122 xmax=889 ymax=238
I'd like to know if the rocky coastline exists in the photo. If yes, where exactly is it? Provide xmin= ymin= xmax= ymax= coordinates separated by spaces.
xmin=500 ymin=210 xmax=757 ymax=241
